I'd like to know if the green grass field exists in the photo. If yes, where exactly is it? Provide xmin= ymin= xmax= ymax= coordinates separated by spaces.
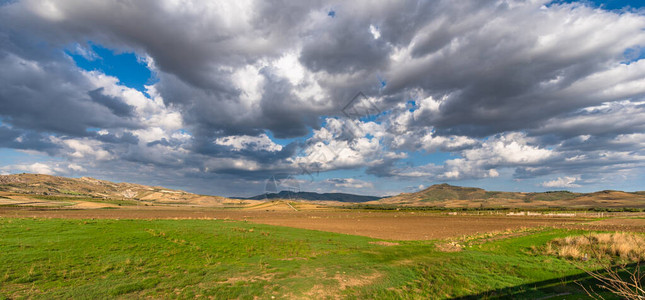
xmin=0 ymin=218 xmax=625 ymax=299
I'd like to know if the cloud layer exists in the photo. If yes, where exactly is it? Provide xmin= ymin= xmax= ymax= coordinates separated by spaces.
xmin=0 ymin=0 xmax=644 ymax=196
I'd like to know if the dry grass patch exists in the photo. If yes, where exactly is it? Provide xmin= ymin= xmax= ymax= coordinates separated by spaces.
xmin=302 ymin=271 xmax=382 ymax=299
xmin=436 ymin=226 xmax=546 ymax=252
xmin=436 ymin=241 xmax=464 ymax=252
xmin=540 ymin=232 xmax=645 ymax=299
xmin=544 ymin=232 xmax=645 ymax=261
xmin=369 ymin=241 xmax=399 ymax=246
xmin=334 ymin=272 xmax=382 ymax=290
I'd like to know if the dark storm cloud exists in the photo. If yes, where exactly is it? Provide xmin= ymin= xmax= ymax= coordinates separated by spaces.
xmin=92 ymin=131 xmax=139 ymax=145
xmin=256 ymin=68 xmax=321 ymax=138
xmin=531 ymin=101 xmax=645 ymax=139
xmin=0 ymin=127 xmax=60 ymax=153
xmin=0 ymin=57 xmax=77 ymax=135
xmin=380 ymin=1 xmax=645 ymax=137
xmin=365 ymin=159 xmax=398 ymax=177
xmin=299 ymin=20 xmax=391 ymax=74
xmin=3 ymin=0 xmax=644 ymax=138
xmin=0 ymin=28 xmax=141 ymax=136
xmin=236 ymin=143 xmax=299 ymax=165
xmin=0 ymin=127 xmax=20 ymax=144
xmin=88 ymin=88 xmax=135 ymax=118
xmin=513 ymin=150 xmax=645 ymax=180
xmin=191 ymin=136 xmax=298 ymax=167
xmin=0 ymin=0 xmax=325 ymax=139
xmin=154 ymin=65 xmax=324 ymax=139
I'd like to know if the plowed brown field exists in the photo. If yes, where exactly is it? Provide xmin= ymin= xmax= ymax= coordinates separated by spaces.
xmin=0 ymin=206 xmax=608 ymax=240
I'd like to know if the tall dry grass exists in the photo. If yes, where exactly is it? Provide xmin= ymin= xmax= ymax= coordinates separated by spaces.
xmin=545 ymin=232 xmax=645 ymax=262
xmin=542 ymin=232 xmax=645 ymax=300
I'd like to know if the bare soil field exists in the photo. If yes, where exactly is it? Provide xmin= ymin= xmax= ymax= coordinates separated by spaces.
xmin=0 ymin=206 xmax=603 ymax=240
xmin=562 ymin=217 xmax=645 ymax=233
xmin=239 ymin=211 xmax=589 ymax=240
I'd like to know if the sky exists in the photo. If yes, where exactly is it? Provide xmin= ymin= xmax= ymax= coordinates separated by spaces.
xmin=0 ymin=0 xmax=644 ymax=197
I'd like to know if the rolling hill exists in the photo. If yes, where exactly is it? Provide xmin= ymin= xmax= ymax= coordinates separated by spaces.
xmin=372 ymin=183 xmax=645 ymax=209
xmin=0 ymin=173 xmax=247 ymax=206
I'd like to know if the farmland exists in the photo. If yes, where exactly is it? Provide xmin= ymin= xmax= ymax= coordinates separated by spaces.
xmin=1 ymin=204 xmax=644 ymax=298
xmin=1 ymin=175 xmax=644 ymax=298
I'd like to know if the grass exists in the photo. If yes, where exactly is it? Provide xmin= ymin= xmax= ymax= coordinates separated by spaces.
xmin=0 ymin=218 xmax=625 ymax=299
xmin=524 ymin=191 xmax=579 ymax=202
xmin=31 ymin=195 xmax=141 ymax=206
xmin=58 ymin=190 xmax=87 ymax=196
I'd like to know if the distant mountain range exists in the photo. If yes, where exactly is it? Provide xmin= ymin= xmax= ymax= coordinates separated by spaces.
xmin=238 ymin=191 xmax=382 ymax=202
xmin=371 ymin=183 xmax=645 ymax=208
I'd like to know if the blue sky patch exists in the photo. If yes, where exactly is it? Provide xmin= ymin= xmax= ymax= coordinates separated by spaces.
xmin=67 ymin=43 xmax=155 ymax=93
xmin=548 ymin=0 xmax=645 ymax=10
xmin=0 ymin=148 xmax=61 ymax=168
xmin=623 ymin=46 xmax=645 ymax=64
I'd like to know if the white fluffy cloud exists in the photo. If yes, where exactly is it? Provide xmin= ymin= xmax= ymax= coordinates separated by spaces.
xmin=3 ymin=163 xmax=56 ymax=175
xmin=215 ymin=134 xmax=283 ymax=152
xmin=0 ymin=162 xmax=85 ymax=175
xmin=542 ymin=176 xmax=582 ymax=188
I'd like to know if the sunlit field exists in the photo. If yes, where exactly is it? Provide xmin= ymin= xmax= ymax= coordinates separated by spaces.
xmin=2 ymin=216 xmax=642 ymax=299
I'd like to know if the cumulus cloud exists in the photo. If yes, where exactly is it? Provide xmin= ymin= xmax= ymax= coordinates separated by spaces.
xmin=0 ymin=162 xmax=85 ymax=175
xmin=542 ymin=176 xmax=582 ymax=188
xmin=215 ymin=134 xmax=283 ymax=152
xmin=3 ymin=163 xmax=56 ymax=175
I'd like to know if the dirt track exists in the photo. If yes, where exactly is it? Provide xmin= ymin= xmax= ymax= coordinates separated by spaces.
xmin=0 ymin=206 xmax=603 ymax=240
